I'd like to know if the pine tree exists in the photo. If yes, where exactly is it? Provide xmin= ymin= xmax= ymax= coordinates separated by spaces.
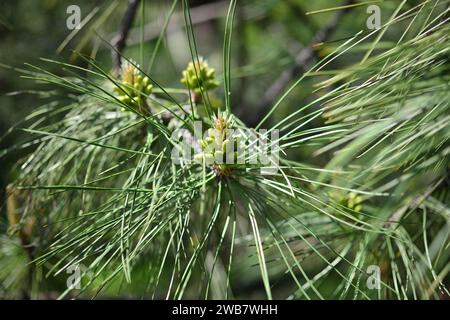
xmin=1 ymin=0 xmax=448 ymax=299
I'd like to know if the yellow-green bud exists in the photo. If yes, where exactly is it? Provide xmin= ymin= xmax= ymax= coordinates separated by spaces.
xmin=180 ymin=57 xmax=219 ymax=94
xmin=114 ymin=61 xmax=153 ymax=110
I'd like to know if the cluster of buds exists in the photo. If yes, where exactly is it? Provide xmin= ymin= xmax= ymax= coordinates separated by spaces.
xmin=181 ymin=57 xmax=219 ymax=96
xmin=114 ymin=61 xmax=153 ymax=111
xmin=330 ymin=191 xmax=363 ymax=213
xmin=194 ymin=112 xmax=241 ymax=177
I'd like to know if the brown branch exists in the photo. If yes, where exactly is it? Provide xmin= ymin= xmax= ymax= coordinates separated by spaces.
xmin=247 ymin=0 xmax=355 ymax=128
xmin=111 ymin=0 xmax=141 ymax=73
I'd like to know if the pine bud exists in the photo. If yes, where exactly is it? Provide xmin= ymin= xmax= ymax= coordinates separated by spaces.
xmin=180 ymin=57 xmax=219 ymax=94
xmin=114 ymin=61 xmax=153 ymax=110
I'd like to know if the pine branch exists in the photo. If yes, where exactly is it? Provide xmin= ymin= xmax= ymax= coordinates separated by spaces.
xmin=111 ymin=0 xmax=141 ymax=73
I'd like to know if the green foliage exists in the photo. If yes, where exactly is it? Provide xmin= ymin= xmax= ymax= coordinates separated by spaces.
xmin=1 ymin=0 xmax=449 ymax=300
